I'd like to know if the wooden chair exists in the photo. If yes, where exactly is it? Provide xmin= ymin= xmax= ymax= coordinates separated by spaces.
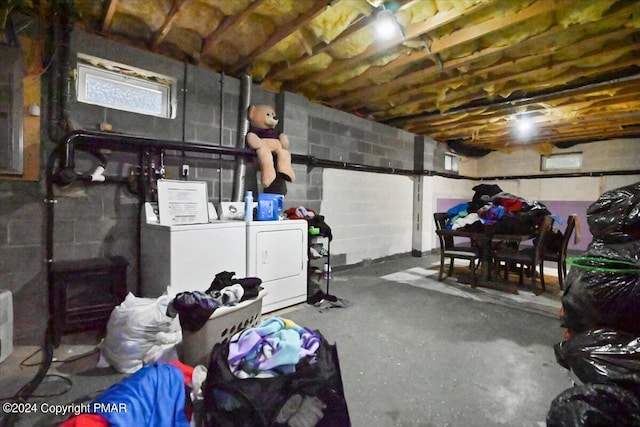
xmin=493 ymin=215 xmax=554 ymax=291
xmin=543 ymin=214 xmax=577 ymax=290
xmin=433 ymin=213 xmax=480 ymax=285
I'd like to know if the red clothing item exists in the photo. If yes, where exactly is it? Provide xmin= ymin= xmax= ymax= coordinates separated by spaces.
xmin=170 ymin=359 xmax=194 ymax=386
xmin=498 ymin=198 xmax=522 ymax=212
xmin=170 ymin=360 xmax=195 ymax=422
xmin=59 ymin=414 xmax=109 ymax=427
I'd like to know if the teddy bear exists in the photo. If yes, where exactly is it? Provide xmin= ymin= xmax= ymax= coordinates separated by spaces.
xmin=246 ymin=104 xmax=295 ymax=195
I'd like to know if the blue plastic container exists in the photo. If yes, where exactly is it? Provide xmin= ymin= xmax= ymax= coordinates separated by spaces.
xmin=257 ymin=193 xmax=284 ymax=221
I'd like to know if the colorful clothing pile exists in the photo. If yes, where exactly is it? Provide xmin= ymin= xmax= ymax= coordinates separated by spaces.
xmin=446 ymin=189 xmax=554 ymax=232
xmin=204 ymin=328 xmax=351 ymax=426
xmin=228 ymin=317 xmax=321 ymax=378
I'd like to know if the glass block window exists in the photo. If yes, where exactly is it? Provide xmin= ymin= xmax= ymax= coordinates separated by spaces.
xmin=444 ymin=152 xmax=459 ymax=172
xmin=540 ymin=152 xmax=582 ymax=171
xmin=76 ymin=54 xmax=176 ymax=118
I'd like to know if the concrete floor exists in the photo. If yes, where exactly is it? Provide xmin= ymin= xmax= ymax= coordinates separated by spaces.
xmin=0 ymin=254 xmax=572 ymax=426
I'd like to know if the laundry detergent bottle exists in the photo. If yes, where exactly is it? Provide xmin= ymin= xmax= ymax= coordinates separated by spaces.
xmin=257 ymin=193 xmax=284 ymax=221
xmin=244 ymin=191 xmax=253 ymax=222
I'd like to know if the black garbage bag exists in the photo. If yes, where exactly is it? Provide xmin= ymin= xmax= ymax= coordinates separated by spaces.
xmin=513 ymin=202 xmax=551 ymax=227
xmin=553 ymin=328 xmax=640 ymax=396
xmin=586 ymin=239 xmax=640 ymax=265
xmin=468 ymin=183 xmax=502 ymax=211
xmin=547 ymin=383 xmax=640 ymax=427
xmin=586 ymin=181 xmax=640 ymax=243
xmin=203 ymin=332 xmax=350 ymax=427
xmin=561 ymin=256 xmax=640 ymax=335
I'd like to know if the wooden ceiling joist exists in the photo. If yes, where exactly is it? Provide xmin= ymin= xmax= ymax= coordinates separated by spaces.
xmin=374 ymin=48 xmax=640 ymax=123
xmin=150 ymin=0 xmax=188 ymax=49
xmin=332 ymin=3 xmax=640 ymax=111
xmin=286 ymin=0 xmax=497 ymax=92
xmin=101 ymin=0 xmax=119 ymax=33
xmin=230 ymin=0 xmax=333 ymax=74
xmin=47 ymin=0 xmax=640 ymax=152
xmin=201 ymin=0 xmax=267 ymax=57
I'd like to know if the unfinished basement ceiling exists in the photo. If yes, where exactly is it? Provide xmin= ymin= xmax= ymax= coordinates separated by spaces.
xmin=43 ymin=0 xmax=640 ymax=155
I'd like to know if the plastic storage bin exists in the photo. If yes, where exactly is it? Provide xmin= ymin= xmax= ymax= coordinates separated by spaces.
xmin=180 ymin=290 xmax=267 ymax=366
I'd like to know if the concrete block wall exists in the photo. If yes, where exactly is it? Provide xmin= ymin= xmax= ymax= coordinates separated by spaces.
xmin=463 ymin=139 xmax=640 ymax=178
xmin=281 ymin=91 xmax=315 ymax=212
xmin=581 ymin=139 xmax=640 ymax=171
xmin=0 ymin=182 xmax=47 ymax=343
xmin=0 ymin=183 xmax=44 ymax=294
xmin=321 ymin=169 xmax=414 ymax=266
xmin=304 ymin=100 xmax=415 ymax=171
xmin=282 ymin=93 xmax=423 ymax=266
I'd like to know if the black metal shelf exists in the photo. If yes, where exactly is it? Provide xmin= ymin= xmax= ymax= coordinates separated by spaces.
xmin=309 ymin=233 xmax=331 ymax=295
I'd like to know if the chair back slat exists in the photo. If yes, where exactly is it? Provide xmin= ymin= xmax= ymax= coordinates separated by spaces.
xmin=433 ymin=213 xmax=448 ymax=230
xmin=534 ymin=216 xmax=554 ymax=262
xmin=560 ymin=214 xmax=577 ymax=255
xmin=433 ymin=213 xmax=455 ymax=249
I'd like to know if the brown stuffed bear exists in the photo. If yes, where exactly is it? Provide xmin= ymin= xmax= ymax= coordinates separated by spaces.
xmin=246 ymin=104 xmax=295 ymax=194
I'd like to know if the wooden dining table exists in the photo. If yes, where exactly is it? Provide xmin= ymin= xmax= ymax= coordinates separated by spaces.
xmin=436 ymin=227 xmax=535 ymax=293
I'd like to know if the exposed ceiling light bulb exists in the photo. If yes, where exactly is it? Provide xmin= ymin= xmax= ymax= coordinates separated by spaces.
xmin=375 ymin=9 xmax=402 ymax=40
xmin=516 ymin=117 xmax=533 ymax=135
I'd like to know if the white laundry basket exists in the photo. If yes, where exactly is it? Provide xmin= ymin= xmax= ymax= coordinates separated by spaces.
xmin=180 ymin=290 xmax=266 ymax=367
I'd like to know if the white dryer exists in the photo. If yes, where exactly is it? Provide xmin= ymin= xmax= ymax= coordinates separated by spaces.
xmin=246 ymin=219 xmax=308 ymax=313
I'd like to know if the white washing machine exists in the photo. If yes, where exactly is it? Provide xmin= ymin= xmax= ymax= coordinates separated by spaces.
xmin=246 ymin=219 xmax=308 ymax=313
xmin=141 ymin=206 xmax=247 ymax=297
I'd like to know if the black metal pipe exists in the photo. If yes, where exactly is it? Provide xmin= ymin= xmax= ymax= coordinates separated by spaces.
xmin=301 ymin=155 xmax=639 ymax=180
xmin=60 ymin=130 xmax=640 ymax=182
xmin=74 ymin=174 xmax=129 ymax=184
xmin=59 ymin=130 xmax=257 ymax=158
xmin=445 ymin=169 xmax=640 ymax=181
xmin=181 ymin=61 xmax=188 ymax=146
xmin=218 ymin=73 xmax=224 ymax=200
xmin=299 ymin=155 xmax=415 ymax=176
xmin=135 ymin=150 xmax=145 ymax=294
xmin=232 ymin=73 xmax=252 ymax=201
xmin=45 ymin=148 xmax=59 ymax=268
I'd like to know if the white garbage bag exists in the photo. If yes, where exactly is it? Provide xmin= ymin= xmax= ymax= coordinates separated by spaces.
xmin=98 ymin=292 xmax=182 ymax=374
